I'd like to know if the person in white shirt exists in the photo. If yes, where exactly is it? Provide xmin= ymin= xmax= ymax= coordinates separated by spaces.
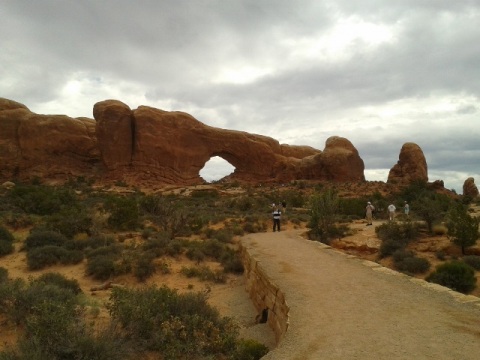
xmin=388 ymin=204 xmax=396 ymax=221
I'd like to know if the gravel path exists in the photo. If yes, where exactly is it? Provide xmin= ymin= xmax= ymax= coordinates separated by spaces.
xmin=240 ymin=229 xmax=480 ymax=360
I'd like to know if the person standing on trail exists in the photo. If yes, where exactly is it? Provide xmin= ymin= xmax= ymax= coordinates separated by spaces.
xmin=365 ymin=202 xmax=375 ymax=226
xmin=272 ymin=206 xmax=281 ymax=232
xmin=404 ymin=201 xmax=410 ymax=217
xmin=388 ymin=203 xmax=396 ymax=221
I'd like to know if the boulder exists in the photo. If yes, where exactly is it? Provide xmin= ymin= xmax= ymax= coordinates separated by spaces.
xmin=463 ymin=177 xmax=479 ymax=198
xmin=387 ymin=143 xmax=428 ymax=185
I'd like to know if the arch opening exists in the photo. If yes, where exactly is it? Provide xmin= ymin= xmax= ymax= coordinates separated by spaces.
xmin=200 ymin=156 xmax=235 ymax=183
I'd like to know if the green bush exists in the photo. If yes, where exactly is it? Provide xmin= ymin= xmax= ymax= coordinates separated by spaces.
xmin=220 ymin=250 xmax=244 ymax=274
xmin=26 ymin=246 xmax=83 ymax=270
xmin=375 ymin=221 xmax=419 ymax=244
xmin=426 ymin=261 xmax=476 ymax=294
xmin=0 ymin=267 xmax=8 ymax=283
xmin=0 ymin=226 xmax=15 ymax=243
xmin=379 ymin=239 xmax=404 ymax=258
xmin=33 ymin=272 xmax=82 ymax=295
xmin=8 ymin=184 xmax=76 ymax=215
xmin=0 ymin=240 xmax=14 ymax=257
xmin=462 ymin=255 xmax=480 ymax=270
xmin=24 ymin=230 xmax=68 ymax=250
xmin=45 ymin=208 xmax=93 ymax=239
xmin=107 ymin=286 xmax=238 ymax=357
xmin=394 ymin=255 xmax=431 ymax=274
xmin=86 ymin=256 xmax=116 ymax=281
xmin=181 ymin=265 xmax=227 ymax=283
xmin=233 ymin=338 xmax=269 ymax=360
xmin=104 ymin=196 xmax=139 ymax=231
xmin=133 ymin=254 xmax=156 ymax=282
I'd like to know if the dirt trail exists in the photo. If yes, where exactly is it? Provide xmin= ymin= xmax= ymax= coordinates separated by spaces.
xmin=241 ymin=229 xmax=480 ymax=360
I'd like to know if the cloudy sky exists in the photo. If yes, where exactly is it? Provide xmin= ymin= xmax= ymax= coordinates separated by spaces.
xmin=2 ymin=1 xmax=479 ymax=193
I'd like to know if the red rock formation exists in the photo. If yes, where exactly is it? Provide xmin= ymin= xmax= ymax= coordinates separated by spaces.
xmin=387 ymin=143 xmax=428 ymax=185
xmin=93 ymin=101 xmax=365 ymax=184
xmin=0 ymin=98 xmax=99 ymax=181
xmin=463 ymin=177 xmax=479 ymax=198
xmin=0 ymin=97 xmax=365 ymax=186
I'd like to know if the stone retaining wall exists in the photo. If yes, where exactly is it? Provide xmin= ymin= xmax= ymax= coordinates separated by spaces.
xmin=240 ymin=244 xmax=289 ymax=344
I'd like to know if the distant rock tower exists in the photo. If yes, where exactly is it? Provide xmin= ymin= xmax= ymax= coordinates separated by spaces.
xmin=387 ymin=142 xmax=428 ymax=185
xmin=463 ymin=177 xmax=479 ymax=197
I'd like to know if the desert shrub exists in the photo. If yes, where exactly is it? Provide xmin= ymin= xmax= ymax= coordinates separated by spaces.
xmin=242 ymin=219 xmax=266 ymax=233
xmin=0 ymin=278 xmax=132 ymax=360
xmin=426 ymin=261 xmax=476 ymax=294
xmin=86 ymin=245 xmax=122 ymax=259
xmin=107 ymin=286 xmax=238 ymax=357
xmin=86 ymin=256 xmax=116 ymax=281
xmin=45 ymin=207 xmax=93 ymax=239
xmin=435 ymin=250 xmax=447 ymax=260
xmin=220 ymin=249 xmax=244 ymax=274
xmin=375 ymin=221 xmax=419 ymax=244
xmin=165 ymin=239 xmax=185 ymax=257
xmin=379 ymin=239 xmax=404 ymax=258
xmin=446 ymin=204 xmax=480 ymax=254
xmin=1 ymin=212 xmax=33 ymax=229
xmin=338 ymin=197 xmax=368 ymax=219
xmin=201 ymin=239 xmax=225 ymax=260
xmin=186 ymin=245 xmax=206 ymax=263
xmin=142 ymin=235 xmax=170 ymax=257
xmin=133 ymin=254 xmax=156 ymax=282
xmin=181 ymin=265 xmax=227 ymax=283
xmin=462 ymin=255 xmax=480 ymax=270
xmin=26 ymin=246 xmax=83 ymax=270
xmin=0 ymin=226 xmax=15 ymax=243
xmin=190 ymin=188 xmax=220 ymax=199
xmin=0 ymin=267 xmax=8 ymax=283
xmin=8 ymin=184 xmax=77 ymax=215
xmin=0 ymin=239 xmax=14 ymax=257
xmin=308 ymin=189 xmax=340 ymax=244
xmin=66 ymin=234 xmax=116 ymax=251
xmin=24 ymin=230 xmax=68 ymax=250
xmin=394 ymin=255 xmax=431 ymax=274
xmin=233 ymin=338 xmax=269 ymax=360
xmin=212 ymin=228 xmax=234 ymax=243
xmin=104 ymin=195 xmax=139 ymax=231
xmin=33 ymin=272 xmax=82 ymax=295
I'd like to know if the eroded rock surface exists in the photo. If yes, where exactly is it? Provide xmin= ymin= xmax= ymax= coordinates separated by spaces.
xmin=463 ymin=177 xmax=479 ymax=198
xmin=1 ymin=97 xmax=366 ymax=185
xmin=0 ymin=98 xmax=100 ymax=181
xmin=387 ymin=142 xmax=428 ymax=185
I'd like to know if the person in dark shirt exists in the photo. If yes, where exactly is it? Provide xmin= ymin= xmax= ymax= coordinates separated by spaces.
xmin=272 ymin=207 xmax=281 ymax=232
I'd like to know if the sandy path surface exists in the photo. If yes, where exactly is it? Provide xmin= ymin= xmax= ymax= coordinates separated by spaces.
xmin=240 ymin=229 xmax=480 ymax=360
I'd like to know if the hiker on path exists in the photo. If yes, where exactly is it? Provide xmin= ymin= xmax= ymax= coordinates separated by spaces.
xmin=404 ymin=201 xmax=410 ymax=217
xmin=365 ymin=202 xmax=375 ymax=226
xmin=388 ymin=203 xmax=396 ymax=221
xmin=272 ymin=206 xmax=282 ymax=232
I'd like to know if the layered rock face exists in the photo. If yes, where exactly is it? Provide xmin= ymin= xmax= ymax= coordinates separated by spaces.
xmin=387 ymin=142 xmax=428 ymax=185
xmin=0 ymin=98 xmax=100 ymax=181
xmin=1 ymin=97 xmax=365 ymax=185
xmin=93 ymin=100 xmax=365 ymax=184
xmin=463 ymin=177 xmax=479 ymax=198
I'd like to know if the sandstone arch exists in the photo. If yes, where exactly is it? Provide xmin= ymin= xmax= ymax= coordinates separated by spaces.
xmin=0 ymin=97 xmax=366 ymax=186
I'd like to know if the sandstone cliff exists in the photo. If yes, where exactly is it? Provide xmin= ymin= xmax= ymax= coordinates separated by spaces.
xmin=1 ymin=97 xmax=366 ymax=185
